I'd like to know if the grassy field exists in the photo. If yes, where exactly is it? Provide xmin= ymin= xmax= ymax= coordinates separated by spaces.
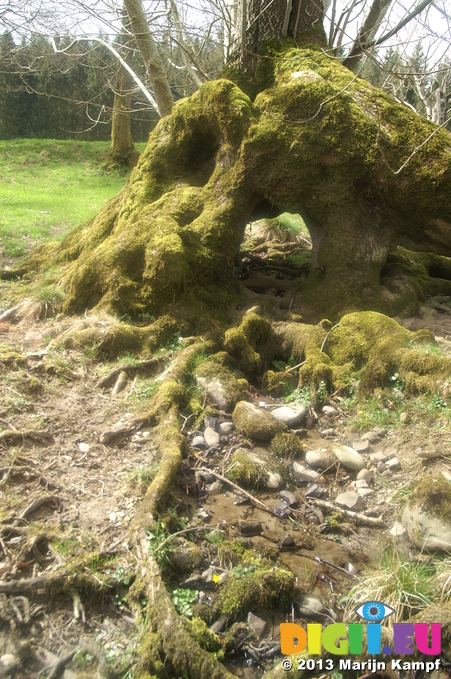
xmin=0 ymin=139 xmax=146 ymax=264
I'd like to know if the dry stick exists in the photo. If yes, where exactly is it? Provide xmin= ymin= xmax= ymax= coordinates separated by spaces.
xmin=199 ymin=467 xmax=281 ymax=519
xmin=320 ymin=323 xmax=340 ymax=354
xmin=296 ymin=552 xmax=358 ymax=580
xmin=150 ymin=523 xmax=220 ymax=555
xmin=309 ymin=498 xmax=386 ymax=528
xmin=284 ymin=360 xmax=306 ymax=374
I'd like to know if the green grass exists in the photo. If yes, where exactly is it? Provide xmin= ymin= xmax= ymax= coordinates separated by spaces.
xmin=344 ymin=548 xmax=451 ymax=623
xmin=0 ymin=139 xmax=145 ymax=262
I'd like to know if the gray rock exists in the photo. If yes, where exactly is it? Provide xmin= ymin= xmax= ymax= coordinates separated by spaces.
xmin=266 ymin=471 xmax=285 ymax=489
xmin=352 ymin=440 xmax=370 ymax=453
xmin=322 ymin=405 xmax=337 ymax=417
xmin=353 ymin=479 xmax=369 ymax=489
xmin=280 ymin=490 xmax=299 ymax=507
xmin=370 ymin=451 xmax=390 ymax=463
xmin=204 ymin=427 xmax=220 ymax=446
xmin=192 ymin=435 xmax=206 ymax=449
xmin=274 ymin=501 xmax=292 ymax=517
xmin=232 ymin=401 xmax=287 ymax=442
xmin=390 ymin=522 xmax=406 ymax=537
xmin=271 ymin=405 xmax=308 ymax=427
xmin=168 ymin=542 xmax=203 ymax=573
xmin=331 ymin=444 xmax=366 ymax=471
xmin=362 ymin=431 xmax=380 ymax=443
xmin=295 ymin=595 xmax=327 ymax=619
xmin=357 ymin=469 xmax=374 ymax=484
xmin=220 ymin=421 xmax=235 ymax=434
xmin=402 ymin=505 xmax=451 ymax=551
xmin=304 ymin=484 xmax=327 ymax=499
xmin=196 ymin=470 xmax=215 ymax=484
xmin=372 ymin=427 xmax=387 ymax=437
xmin=207 ymin=480 xmax=224 ymax=494
xmin=204 ymin=417 xmax=220 ymax=432
xmin=320 ymin=428 xmax=336 ymax=438
xmin=0 ymin=655 xmax=17 ymax=671
xmin=180 ymin=574 xmax=203 ymax=589
xmin=210 ymin=615 xmax=228 ymax=634
xmin=335 ymin=491 xmax=365 ymax=511
xmin=305 ymin=449 xmax=336 ymax=470
xmin=247 ymin=612 xmax=266 ymax=638
xmin=357 ymin=487 xmax=374 ymax=498
xmin=292 ymin=461 xmax=322 ymax=484
xmin=386 ymin=457 xmax=402 ymax=472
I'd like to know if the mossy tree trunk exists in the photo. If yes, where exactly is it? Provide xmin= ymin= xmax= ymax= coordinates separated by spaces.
xmin=21 ymin=42 xmax=451 ymax=324
xmin=7 ymin=1 xmax=451 ymax=323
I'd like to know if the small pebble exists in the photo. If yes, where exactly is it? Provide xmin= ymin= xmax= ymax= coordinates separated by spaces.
xmin=352 ymin=439 xmax=370 ymax=453
xmin=79 ymin=442 xmax=90 ymax=453
xmin=192 ymin=435 xmax=207 ymax=449
xmin=335 ymin=491 xmax=365 ymax=511
xmin=279 ymin=490 xmax=299 ymax=507
xmin=357 ymin=469 xmax=374 ymax=484
xmin=322 ymin=405 xmax=337 ymax=417
xmin=204 ymin=427 xmax=220 ymax=446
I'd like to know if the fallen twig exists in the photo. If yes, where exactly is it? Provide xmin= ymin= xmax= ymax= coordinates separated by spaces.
xmin=308 ymin=498 xmax=386 ymax=528
xmin=150 ymin=523 xmax=218 ymax=555
xmin=199 ymin=467 xmax=281 ymax=519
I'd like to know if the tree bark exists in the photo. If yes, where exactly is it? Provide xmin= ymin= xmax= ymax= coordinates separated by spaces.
xmin=104 ymin=66 xmax=140 ymax=170
xmin=124 ymin=0 xmax=174 ymax=117
xmin=343 ymin=0 xmax=392 ymax=71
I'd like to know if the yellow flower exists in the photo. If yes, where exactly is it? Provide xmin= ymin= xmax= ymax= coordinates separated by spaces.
xmin=212 ymin=573 xmax=220 ymax=583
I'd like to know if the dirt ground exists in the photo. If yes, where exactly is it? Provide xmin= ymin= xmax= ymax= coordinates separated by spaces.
xmin=1 ymin=295 xmax=451 ymax=679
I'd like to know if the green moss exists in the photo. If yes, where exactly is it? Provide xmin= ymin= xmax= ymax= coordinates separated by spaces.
xmin=269 ymin=432 xmax=304 ymax=460
xmin=410 ymin=475 xmax=451 ymax=524
xmin=218 ymin=566 xmax=296 ymax=620
xmin=194 ymin=355 xmax=249 ymax=411
xmin=262 ymin=370 xmax=297 ymax=396
xmin=224 ymin=313 xmax=272 ymax=375
xmin=185 ymin=616 xmax=222 ymax=652
xmin=232 ymin=401 xmax=287 ymax=441
xmin=227 ymin=449 xmax=268 ymax=489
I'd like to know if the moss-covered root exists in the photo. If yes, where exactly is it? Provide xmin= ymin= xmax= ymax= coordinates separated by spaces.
xmin=129 ymin=339 xmax=216 ymax=535
xmin=132 ymin=546 xmax=237 ymax=679
xmin=275 ymin=311 xmax=451 ymax=396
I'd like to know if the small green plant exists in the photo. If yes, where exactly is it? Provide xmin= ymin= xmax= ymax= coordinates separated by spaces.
xmin=316 ymin=380 xmax=327 ymax=405
xmin=171 ymin=588 xmax=198 ymax=617
xmin=430 ymin=393 xmax=447 ymax=412
xmin=206 ymin=530 xmax=224 ymax=546
xmin=287 ymin=386 xmax=311 ymax=406
xmin=146 ymin=520 xmax=171 ymax=566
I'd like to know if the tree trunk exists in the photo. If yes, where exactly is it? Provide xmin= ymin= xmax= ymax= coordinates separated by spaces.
xmin=104 ymin=67 xmax=140 ymax=170
xmin=124 ymin=0 xmax=174 ymax=117
xmin=21 ymin=45 xmax=451 ymax=323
